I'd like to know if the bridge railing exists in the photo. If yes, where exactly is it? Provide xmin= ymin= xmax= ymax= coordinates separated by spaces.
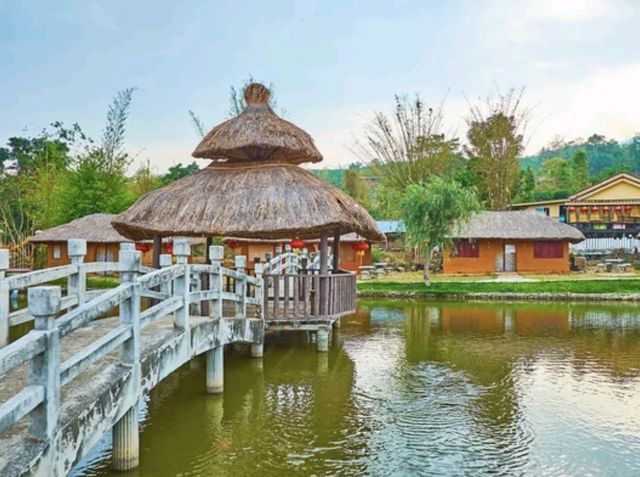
xmin=0 ymin=240 xmax=261 ymax=442
xmin=0 ymin=239 xmax=123 ymax=347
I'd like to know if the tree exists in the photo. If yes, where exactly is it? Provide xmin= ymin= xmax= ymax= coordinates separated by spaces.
xmin=399 ymin=177 xmax=480 ymax=285
xmin=161 ymin=162 xmax=200 ymax=185
xmin=466 ymin=88 xmax=528 ymax=210
xmin=515 ymin=166 xmax=536 ymax=202
xmin=353 ymin=94 xmax=460 ymax=193
xmin=570 ymin=150 xmax=589 ymax=190
xmin=342 ymin=163 xmax=369 ymax=208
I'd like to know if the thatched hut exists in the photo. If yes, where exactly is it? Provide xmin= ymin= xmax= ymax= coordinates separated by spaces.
xmin=443 ymin=211 xmax=585 ymax=274
xmin=30 ymin=214 xmax=203 ymax=268
xmin=113 ymin=83 xmax=383 ymax=271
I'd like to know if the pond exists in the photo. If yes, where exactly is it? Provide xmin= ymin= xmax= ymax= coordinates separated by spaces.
xmin=73 ymin=299 xmax=640 ymax=476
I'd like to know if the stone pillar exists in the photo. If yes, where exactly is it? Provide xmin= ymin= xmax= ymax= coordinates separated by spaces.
xmin=112 ymin=406 xmax=139 ymax=471
xmin=317 ymin=327 xmax=329 ymax=352
xmin=207 ymin=346 xmax=224 ymax=394
xmin=159 ymin=253 xmax=172 ymax=298
xmin=68 ymin=239 xmax=87 ymax=308
xmin=250 ymin=343 xmax=264 ymax=358
xmin=113 ymin=243 xmax=142 ymax=471
xmin=28 ymin=286 xmax=61 ymax=441
xmin=173 ymin=239 xmax=191 ymax=332
xmin=235 ymin=255 xmax=246 ymax=318
xmin=209 ymin=246 xmax=224 ymax=319
xmin=0 ymin=249 xmax=9 ymax=347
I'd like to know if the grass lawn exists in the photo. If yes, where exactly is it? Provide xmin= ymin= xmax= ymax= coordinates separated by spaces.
xmin=357 ymin=276 xmax=640 ymax=295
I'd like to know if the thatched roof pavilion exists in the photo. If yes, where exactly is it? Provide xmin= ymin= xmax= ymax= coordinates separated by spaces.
xmin=30 ymin=214 xmax=131 ymax=244
xmin=112 ymin=83 xmax=384 ymax=257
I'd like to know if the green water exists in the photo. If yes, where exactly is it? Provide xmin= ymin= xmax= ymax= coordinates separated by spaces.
xmin=75 ymin=300 xmax=640 ymax=476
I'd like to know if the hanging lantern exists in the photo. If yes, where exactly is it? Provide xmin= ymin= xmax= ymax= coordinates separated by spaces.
xmin=166 ymin=243 xmax=174 ymax=255
xmin=580 ymin=206 xmax=588 ymax=212
xmin=225 ymin=239 xmax=240 ymax=250
xmin=624 ymin=205 xmax=633 ymax=213
xmin=135 ymin=243 xmax=151 ymax=253
xmin=591 ymin=206 xmax=599 ymax=213
xmin=603 ymin=206 xmax=610 ymax=212
xmin=352 ymin=241 xmax=369 ymax=252
xmin=614 ymin=206 xmax=623 ymax=212
xmin=568 ymin=206 xmax=576 ymax=212
xmin=290 ymin=237 xmax=305 ymax=249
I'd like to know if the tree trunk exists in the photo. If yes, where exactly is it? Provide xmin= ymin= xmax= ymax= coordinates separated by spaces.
xmin=423 ymin=247 xmax=431 ymax=286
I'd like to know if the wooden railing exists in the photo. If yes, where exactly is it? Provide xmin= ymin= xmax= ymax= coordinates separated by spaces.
xmin=0 ymin=239 xmax=261 ymax=441
xmin=263 ymin=270 xmax=356 ymax=321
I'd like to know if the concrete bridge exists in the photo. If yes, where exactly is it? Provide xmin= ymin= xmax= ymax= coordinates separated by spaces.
xmin=0 ymin=239 xmax=354 ymax=476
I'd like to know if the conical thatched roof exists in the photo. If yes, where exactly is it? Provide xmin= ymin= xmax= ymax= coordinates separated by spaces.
xmin=30 ymin=214 xmax=132 ymax=244
xmin=192 ymin=83 xmax=322 ymax=165
xmin=453 ymin=211 xmax=585 ymax=243
xmin=112 ymin=163 xmax=385 ymax=241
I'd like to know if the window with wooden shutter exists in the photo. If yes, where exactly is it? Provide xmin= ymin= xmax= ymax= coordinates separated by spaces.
xmin=533 ymin=241 xmax=563 ymax=258
xmin=453 ymin=239 xmax=479 ymax=258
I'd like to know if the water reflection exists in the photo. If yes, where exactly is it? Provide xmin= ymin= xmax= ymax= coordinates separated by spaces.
xmin=82 ymin=300 xmax=640 ymax=476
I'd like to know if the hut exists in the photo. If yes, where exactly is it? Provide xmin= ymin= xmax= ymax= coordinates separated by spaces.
xmin=29 ymin=214 xmax=202 ymax=267
xmin=443 ymin=211 xmax=585 ymax=274
xmin=112 ymin=82 xmax=383 ymax=324
xmin=224 ymin=232 xmax=373 ymax=272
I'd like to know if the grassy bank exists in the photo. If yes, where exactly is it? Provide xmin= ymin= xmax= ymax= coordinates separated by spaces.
xmin=357 ymin=279 xmax=640 ymax=296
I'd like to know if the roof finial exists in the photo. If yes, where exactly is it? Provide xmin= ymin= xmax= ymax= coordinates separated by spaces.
xmin=244 ymin=82 xmax=270 ymax=105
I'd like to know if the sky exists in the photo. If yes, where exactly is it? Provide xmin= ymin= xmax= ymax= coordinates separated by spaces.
xmin=1 ymin=0 xmax=639 ymax=173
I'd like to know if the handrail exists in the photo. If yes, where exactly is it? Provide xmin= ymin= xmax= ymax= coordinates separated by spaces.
xmin=6 ymin=264 xmax=78 ymax=289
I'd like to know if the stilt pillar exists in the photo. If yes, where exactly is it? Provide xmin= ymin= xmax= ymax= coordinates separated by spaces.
xmin=317 ymin=327 xmax=329 ymax=352
xmin=250 ymin=343 xmax=264 ymax=358
xmin=112 ymin=406 xmax=139 ymax=471
xmin=207 ymin=346 xmax=224 ymax=394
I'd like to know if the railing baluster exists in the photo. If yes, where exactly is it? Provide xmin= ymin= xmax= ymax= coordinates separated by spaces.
xmin=67 ymin=239 xmax=87 ymax=310
xmin=27 ymin=286 xmax=61 ymax=441
xmin=173 ymin=239 xmax=191 ymax=333
xmin=235 ymin=256 xmax=246 ymax=318
xmin=209 ymin=246 xmax=224 ymax=319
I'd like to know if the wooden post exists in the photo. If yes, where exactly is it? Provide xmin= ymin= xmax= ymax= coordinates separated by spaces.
xmin=332 ymin=228 xmax=340 ymax=273
xmin=0 ymin=249 xmax=9 ymax=347
xmin=173 ymin=239 xmax=191 ymax=333
xmin=209 ymin=246 xmax=224 ymax=319
xmin=67 ymin=239 xmax=87 ymax=309
xmin=235 ymin=256 xmax=246 ymax=318
xmin=113 ymin=243 xmax=142 ymax=471
xmin=319 ymin=232 xmax=328 ymax=316
xmin=28 ymin=286 xmax=61 ymax=441
xmin=152 ymin=235 xmax=162 ymax=269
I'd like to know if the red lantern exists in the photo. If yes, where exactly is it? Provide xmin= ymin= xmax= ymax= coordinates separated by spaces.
xmin=166 ymin=243 xmax=173 ymax=255
xmin=290 ymin=237 xmax=305 ymax=249
xmin=624 ymin=205 xmax=633 ymax=212
xmin=603 ymin=206 xmax=610 ymax=212
xmin=568 ymin=207 xmax=576 ymax=212
xmin=225 ymin=240 xmax=240 ymax=250
xmin=591 ymin=206 xmax=599 ymax=213
xmin=135 ymin=243 xmax=151 ymax=253
xmin=580 ymin=206 xmax=588 ymax=212
xmin=352 ymin=241 xmax=369 ymax=252
xmin=615 ymin=206 xmax=623 ymax=212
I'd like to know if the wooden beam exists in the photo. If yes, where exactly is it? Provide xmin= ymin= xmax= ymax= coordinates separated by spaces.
xmin=152 ymin=235 xmax=162 ymax=269
xmin=332 ymin=228 xmax=340 ymax=273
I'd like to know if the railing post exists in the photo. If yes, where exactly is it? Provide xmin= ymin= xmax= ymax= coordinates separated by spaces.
xmin=159 ymin=253 xmax=173 ymax=298
xmin=251 ymin=263 xmax=265 ymax=359
xmin=235 ymin=256 xmax=246 ymax=318
xmin=209 ymin=246 xmax=224 ymax=319
xmin=173 ymin=239 xmax=191 ymax=332
xmin=68 ymin=239 xmax=87 ymax=309
xmin=113 ymin=243 xmax=141 ymax=471
xmin=0 ymin=249 xmax=9 ymax=347
xmin=28 ymin=286 xmax=61 ymax=441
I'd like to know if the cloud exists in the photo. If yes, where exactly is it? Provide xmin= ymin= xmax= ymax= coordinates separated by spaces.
xmin=525 ymin=0 xmax=623 ymax=22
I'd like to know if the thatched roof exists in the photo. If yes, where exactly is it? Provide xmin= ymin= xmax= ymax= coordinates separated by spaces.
xmin=30 ymin=214 xmax=132 ymax=244
xmin=192 ymin=83 xmax=322 ymax=165
xmin=453 ymin=211 xmax=585 ymax=243
xmin=112 ymin=163 xmax=385 ymax=242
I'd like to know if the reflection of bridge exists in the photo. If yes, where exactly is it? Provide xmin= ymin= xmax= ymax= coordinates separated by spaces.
xmin=0 ymin=239 xmax=353 ymax=475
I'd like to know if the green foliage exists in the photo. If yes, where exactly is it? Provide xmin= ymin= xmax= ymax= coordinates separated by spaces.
xmin=342 ymin=164 xmax=369 ymax=208
xmin=400 ymin=177 xmax=480 ymax=283
xmin=161 ymin=162 xmax=200 ymax=185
